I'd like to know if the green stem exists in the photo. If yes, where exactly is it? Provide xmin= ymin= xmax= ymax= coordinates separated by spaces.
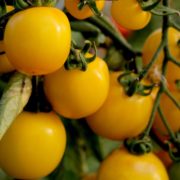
xmin=139 ymin=40 xmax=165 ymax=80
xmin=143 ymin=88 xmax=163 ymax=136
xmin=168 ymin=55 xmax=180 ymax=66
xmin=164 ymin=88 xmax=180 ymax=109
xmin=157 ymin=106 xmax=176 ymax=140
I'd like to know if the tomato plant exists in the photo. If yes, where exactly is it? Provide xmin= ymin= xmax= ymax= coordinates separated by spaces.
xmin=44 ymin=54 xmax=109 ymax=119
xmin=65 ymin=0 xmax=105 ymax=20
xmin=97 ymin=148 xmax=169 ymax=180
xmin=86 ymin=72 xmax=153 ymax=140
xmin=0 ymin=0 xmax=179 ymax=179
xmin=111 ymin=0 xmax=152 ymax=30
xmin=4 ymin=7 xmax=71 ymax=75
xmin=0 ymin=111 xmax=66 ymax=179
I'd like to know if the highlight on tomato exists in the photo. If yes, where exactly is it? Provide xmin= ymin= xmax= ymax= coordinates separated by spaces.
xmin=97 ymin=148 xmax=169 ymax=180
xmin=86 ymin=71 xmax=153 ymax=140
xmin=65 ymin=0 xmax=105 ymax=20
xmin=4 ymin=7 xmax=71 ymax=75
xmin=111 ymin=0 xmax=152 ymax=30
xmin=142 ymin=27 xmax=180 ymax=85
xmin=0 ymin=111 xmax=66 ymax=179
xmin=44 ymin=54 xmax=109 ymax=119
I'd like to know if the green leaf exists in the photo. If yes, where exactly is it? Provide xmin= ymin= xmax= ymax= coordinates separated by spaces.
xmin=0 ymin=0 xmax=6 ymax=17
xmin=0 ymin=72 xmax=32 ymax=140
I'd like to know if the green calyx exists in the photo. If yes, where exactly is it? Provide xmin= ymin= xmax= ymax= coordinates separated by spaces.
xmin=78 ymin=0 xmax=102 ymax=17
xmin=124 ymin=135 xmax=153 ymax=155
xmin=118 ymin=72 xmax=155 ymax=97
xmin=64 ymin=40 xmax=97 ymax=71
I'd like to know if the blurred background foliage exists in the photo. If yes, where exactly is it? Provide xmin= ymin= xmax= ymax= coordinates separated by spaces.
xmin=0 ymin=0 xmax=179 ymax=180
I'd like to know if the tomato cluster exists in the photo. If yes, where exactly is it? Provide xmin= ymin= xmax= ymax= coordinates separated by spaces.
xmin=0 ymin=0 xmax=179 ymax=180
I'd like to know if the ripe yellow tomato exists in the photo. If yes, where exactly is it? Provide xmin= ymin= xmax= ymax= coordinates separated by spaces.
xmin=0 ymin=40 xmax=15 ymax=73
xmin=0 ymin=6 xmax=15 ymax=73
xmin=44 ymin=55 xmax=109 ymax=119
xmin=97 ymin=148 xmax=169 ymax=180
xmin=142 ymin=27 xmax=180 ymax=85
xmin=153 ymin=90 xmax=180 ymax=135
xmin=86 ymin=72 xmax=153 ymax=140
xmin=4 ymin=7 xmax=71 ymax=75
xmin=0 ymin=111 xmax=66 ymax=179
xmin=111 ymin=0 xmax=151 ymax=30
xmin=65 ymin=0 xmax=105 ymax=20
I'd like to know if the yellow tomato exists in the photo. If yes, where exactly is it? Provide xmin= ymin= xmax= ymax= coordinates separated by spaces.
xmin=0 ymin=111 xmax=66 ymax=179
xmin=4 ymin=7 xmax=71 ymax=75
xmin=111 ymin=0 xmax=151 ymax=30
xmin=65 ymin=0 xmax=105 ymax=20
xmin=44 ymin=55 xmax=109 ymax=119
xmin=142 ymin=27 xmax=180 ymax=85
xmin=0 ymin=40 xmax=15 ymax=73
xmin=153 ymin=90 xmax=180 ymax=135
xmin=0 ymin=6 xmax=15 ymax=73
xmin=86 ymin=72 xmax=153 ymax=140
xmin=97 ymin=148 xmax=169 ymax=180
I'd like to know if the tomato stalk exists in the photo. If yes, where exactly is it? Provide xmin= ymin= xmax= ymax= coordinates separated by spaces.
xmin=78 ymin=0 xmax=102 ymax=17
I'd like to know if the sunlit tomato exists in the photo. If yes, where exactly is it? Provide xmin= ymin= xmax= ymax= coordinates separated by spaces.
xmin=111 ymin=0 xmax=152 ymax=30
xmin=0 ymin=111 xmax=66 ymax=179
xmin=169 ymin=162 xmax=180 ymax=180
xmin=155 ymin=150 xmax=173 ymax=168
xmin=82 ymin=173 xmax=97 ymax=180
xmin=44 ymin=55 xmax=109 ymax=119
xmin=86 ymin=72 xmax=153 ymax=140
xmin=4 ymin=7 xmax=71 ymax=75
xmin=0 ymin=6 xmax=15 ymax=73
xmin=153 ymin=90 xmax=180 ymax=135
xmin=65 ymin=0 xmax=105 ymax=20
xmin=142 ymin=27 xmax=180 ymax=85
xmin=97 ymin=148 xmax=169 ymax=180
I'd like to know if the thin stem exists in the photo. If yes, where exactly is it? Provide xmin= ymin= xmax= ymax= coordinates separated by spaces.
xmin=143 ymin=88 xmax=163 ymax=136
xmin=168 ymin=55 xmax=180 ymax=66
xmin=164 ymin=88 xmax=180 ymax=109
xmin=157 ymin=106 xmax=176 ymax=140
xmin=139 ymin=40 xmax=165 ymax=80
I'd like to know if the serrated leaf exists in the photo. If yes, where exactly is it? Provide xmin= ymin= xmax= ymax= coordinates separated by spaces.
xmin=0 ymin=72 xmax=32 ymax=140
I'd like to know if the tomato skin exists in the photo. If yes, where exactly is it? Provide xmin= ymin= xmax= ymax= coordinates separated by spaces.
xmin=153 ymin=90 xmax=180 ymax=135
xmin=86 ymin=72 xmax=153 ymax=140
xmin=111 ymin=0 xmax=151 ymax=30
xmin=0 ymin=111 xmax=66 ymax=179
xmin=4 ymin=7 xmax=71 ymax=75
xmin=0 ymin=40 xmax=15 ymax=73
xmin=142 ymin=28 xmax=180 ymax=85
xmin=0 ymin=6 xmax=15 ymax=73
xmin=97 ymin=148 xmax=169 ymax=180
xmin=44 ymin=55 xmax=109 ymax=119
xmin=65 ymin=0 xmax=105 ymax=20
